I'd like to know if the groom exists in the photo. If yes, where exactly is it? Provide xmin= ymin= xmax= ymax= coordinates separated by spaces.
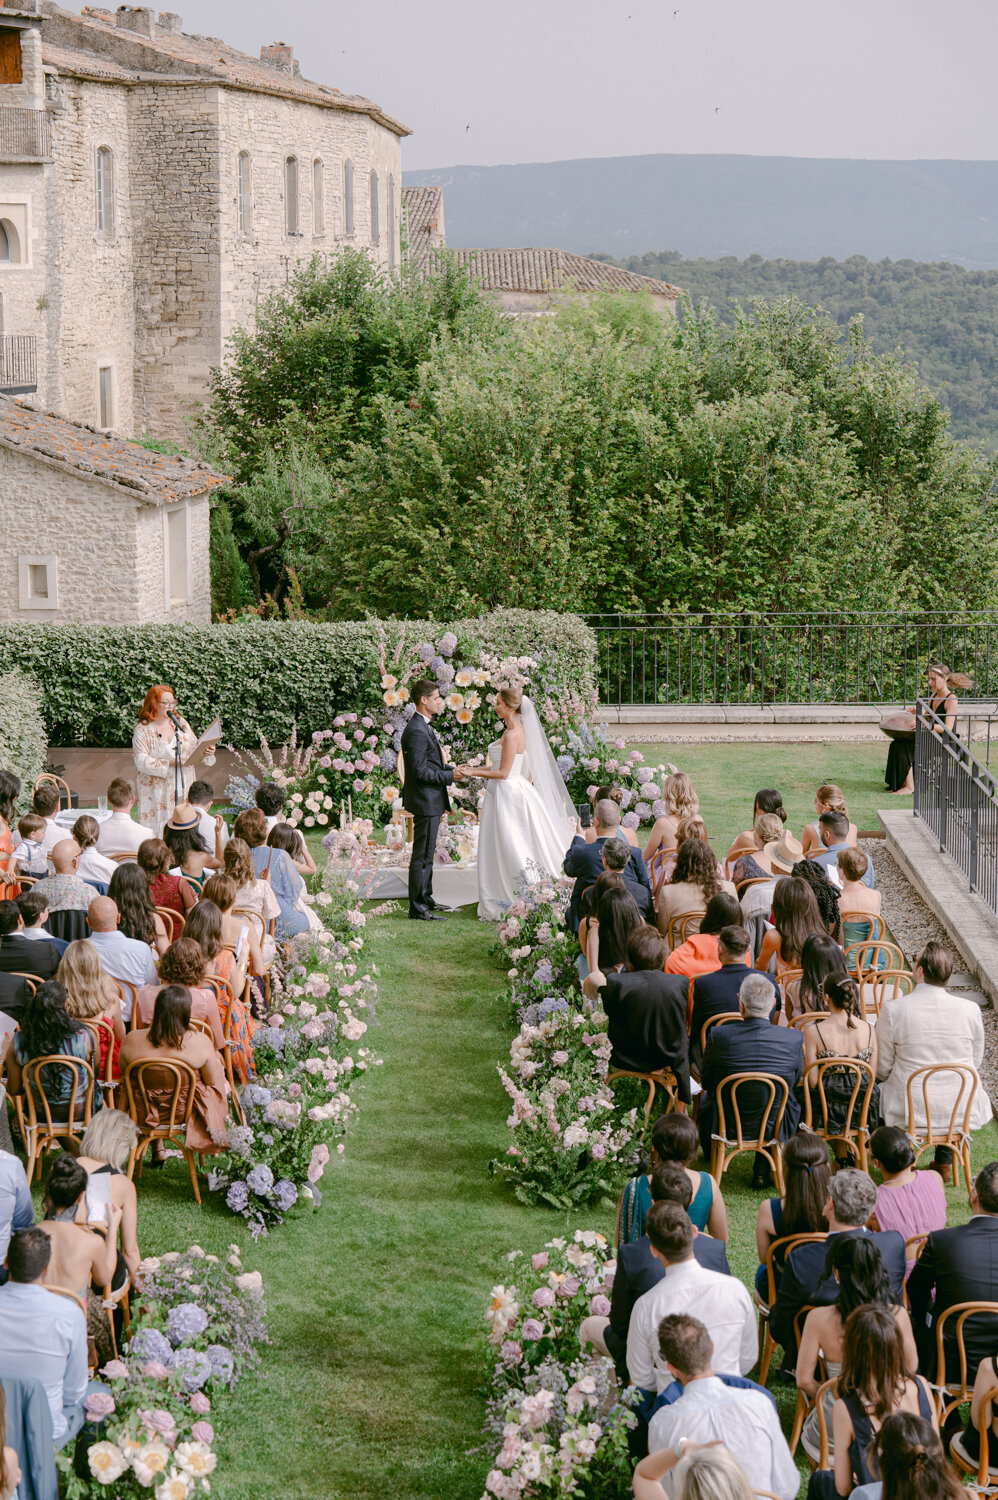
xmin=401 ymin=680 xmax=463 ymax=921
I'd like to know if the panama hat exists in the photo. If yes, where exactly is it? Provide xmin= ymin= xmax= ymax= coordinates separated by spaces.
xmin=165 ymin=802 xmax=200 ymax=832
xmin=765 ymin=831 xmax=803 ymax=874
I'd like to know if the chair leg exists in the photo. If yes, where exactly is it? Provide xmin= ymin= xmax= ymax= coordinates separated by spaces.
xmin=789 ymin=1388 xmax=810 ymax=1457
xmin=757 ymin=1321 xmax=775 ymax=1387
xmin=772 ymin=1144 xmax=785 ymax=1197
xmin=963 ymin=1141 xmax=974 ymax=1197
xmin=642 ymin=1079 xmax=655 ymax=1130
xmin=185 ymin=1148 xmax=202 ymax=1206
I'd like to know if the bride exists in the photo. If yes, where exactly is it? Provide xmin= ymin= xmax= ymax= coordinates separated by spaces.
xmin=458 ymin=686 xmax=577 ymax=920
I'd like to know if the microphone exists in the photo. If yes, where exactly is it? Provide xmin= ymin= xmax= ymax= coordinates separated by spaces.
xmin=166 ymin=709 xmax=184 ymax=729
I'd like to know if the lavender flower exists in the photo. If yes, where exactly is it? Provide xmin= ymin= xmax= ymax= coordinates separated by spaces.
xmin=164 ymin=1303 xmax=209 ymax=1347
xmin=556 ymin=755 xmax=576 ymax=776
xmin=246 ymin=1164 xmax=275 ymax=1196
xmin=537 ymin=996 xmax=569 ymax=1019
xmin=169 ymin=1347 xmax=212 ymax=1392
xmin=243 ymin=1085 xmax=273 ymax=1109
xmin=128 ymin=1328 xmax=172 ymax=1365
xmin=226 ymin=1181 xmax=250 ymax=1212
xmin=273 ymin=1179 xmax=298 ymax=1211
xmin=380 ymin=747 xmax=398 ymax=772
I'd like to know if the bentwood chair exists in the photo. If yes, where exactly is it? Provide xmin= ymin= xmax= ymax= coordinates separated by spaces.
xmin=802 ymin=1058 xmax=877 ymax=1171
xmin=606 ymin=1067 xmax=681 ymax=1130
xmin=906 ymin=1063 xmax=979 ymax=1193
xmin=155 ymin=906 xmax=182 ymax=942
xmin=124 ymin=1057 xmax=203 ymax=1205
xmin=710 ymin=1072 xmax=790 ymax=1194
xmin=932 ymin=1302 xmax=998 ymax=1426
xmin=755 ymin=1235 xmax=827 ymax=1385
xmin=950 ymin=1379 xmax=998 ymax=1489
xmin=666 ymin=909 xmax=705 ymax=953
xmin=15 ymin=1054 xmax=96 ymax=1183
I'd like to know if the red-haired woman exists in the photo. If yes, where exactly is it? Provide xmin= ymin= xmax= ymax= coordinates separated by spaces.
xmin=131 ymin=685 xmax=211 ymax=835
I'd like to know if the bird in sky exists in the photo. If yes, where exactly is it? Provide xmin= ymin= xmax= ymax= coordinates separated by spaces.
xmin=673 ymin=7 xmax=680 ymax=14
xmin=465 ymin=123 xmax=470 ymax=131
xmin=715 ymin=106 xmax=721 ymax=114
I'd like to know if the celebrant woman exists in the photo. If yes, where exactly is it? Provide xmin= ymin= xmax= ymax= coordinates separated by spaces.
xmin=132 ymin=685 xmax=215 ymax=834
xmin=885 ymin=663 xmax=971 ymax=795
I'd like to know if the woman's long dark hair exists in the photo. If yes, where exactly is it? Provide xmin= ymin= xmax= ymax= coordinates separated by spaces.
xmin=869 ymin=1412 xmax=964 ymax=1500
xmin=149 ymin=984 xmax=192 ymax=1049
xmin=20 ymin=980 xmax=81 ymax=1060
xmin=780 ymin=1132 xmax=831 ymax=1238
xmin=0 ymin=769 xmax=20 ymax=826
xmin=839 ymin=1303 xmax=910 ymax=1421
xmin=791 ymin=859 xmax=841 ymax=938
xmin=772 ymin=877 xmax=824 ymax=967
xmin=182 ymin=901 xmax=223 ymax=963
xmin=753 ymin=788 xmax=786 ymax=824
xmin=824 ymin=972 xmax=863 ymax=1029
xmin=267 ymin=822 xmax=306 ymax=861
xmin=799 ymin=932 xmax=848 ymax=1013
xmin=699 ymin=891 xmax=741 ymax=937
xmin=595 ymin=887 xmax=643 ymax=968
xmin=109 ymin=863 xmax=157 ymax=946
xmin=669 ymin=838 xmax=721 ymax=901
xmin=163 ymin=824 xmax=208 ymax=866
xmin=827 ymin=1237 xmax=893 ymax=1324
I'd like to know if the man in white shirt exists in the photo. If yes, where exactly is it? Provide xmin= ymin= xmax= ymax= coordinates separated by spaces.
xmin=86 ymin=896 xmax=158 ymax=1018
xmin=0 ymin=1226 xmax=88 ymax=1447
xmin=32 ymin=782 xmax=64 ymax=862
xmin=626 ymin=1202 xmax=757 ymax=1396
xmin=189 ymin=779 xmax=228 ymax=852
xmin=0 ymin=1150 xmax=33 ymax=1274
xmin=647 ymin=1314 xmax=799 ymax=1500
xmin=96 ymin=778 xmax=154 ymax=855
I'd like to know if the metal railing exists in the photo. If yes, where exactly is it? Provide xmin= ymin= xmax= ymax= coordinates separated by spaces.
xmin=914 ymin=697 xmax=998 ymax=915
xmin=587 ymin=612 xmax=998 ymax=707
xmin=0 ymin=107 xmax=50 ymax=161
xmin=0 ymin=333 xmax=36 ymax=393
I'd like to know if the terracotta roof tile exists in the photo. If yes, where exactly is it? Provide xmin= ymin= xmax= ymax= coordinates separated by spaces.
xmin=402 ymin=185 xmax=443 ymax=252
xmin=0 ymin=396 xmax=226 ymax=503
xmin=425 ymin=247 xmax=681 ymax=297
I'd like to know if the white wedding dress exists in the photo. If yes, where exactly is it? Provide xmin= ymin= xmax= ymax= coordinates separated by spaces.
xmin=476 ymin=697 xmax=577 ymax=920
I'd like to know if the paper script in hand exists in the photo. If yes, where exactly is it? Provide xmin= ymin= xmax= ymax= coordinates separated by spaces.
xmin=188 ymin=717 xmax=223 ymax=766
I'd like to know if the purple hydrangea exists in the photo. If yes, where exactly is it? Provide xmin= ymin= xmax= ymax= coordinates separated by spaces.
xmin=226 ymin=1181 xmax=250 ymax=1212
xmin=169 ymin=1347 xmax=212 ymax=1392
xmin=556 ymin=755 xmax=576 ymax=777
xmin=419 ymin=642 xmax=435 ymax=661
xmin=635 ymin=766 xmax=654 ymax=783
xmin=652 ymin=799 xmax=667 ymax=818
xmin=622 ymin=812 xmax=640 ymax=830
xmin=533 ymin=960 xmax=553 ymax=986
xmin=437 ymin=632 xmax=458 ymax=657
xmin=635 ymin=801 xmax=652 ymax=821
xmin=164 ymin=1303 xmax=209 ymax=1347
xmin=537 ymin=996 xmax=569 ymax=1019
xmin=243 ymin=1085 xmax=273 ymax=1109
xmin=246 ymin=1164 xmax=275 ymax=1196
xmin=252 ymin=1027 xmax=285 ymax=1057
xmin=380 ymin=748 xmax=399 ymax=772
xmin=436 ymin=662 xmax=455 ymax=686
xmin=273 ymin=1179 xmax=298 ymax=1211
xmin=205 ymin=1344 xmax=235 ymax=1385
xmin=128 ymin=1328 xmax=172 ymax=1365
xmin=619 ymin=789 xmax=633 ymax=809
xmin=429 ymin=655 xmax=445 ymax=675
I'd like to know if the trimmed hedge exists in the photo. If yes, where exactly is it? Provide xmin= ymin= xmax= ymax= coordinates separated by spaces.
xmin=0 ymin=611 xmax=596 ymax=747
xmin=0 ymin=668 xmax=48 ymax=794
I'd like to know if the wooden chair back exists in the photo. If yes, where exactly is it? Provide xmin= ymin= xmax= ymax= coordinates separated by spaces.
xmin=711 ymin=1071 xmax=790 ymax=1193
xmin=115 ymin=980 xmax=141 ymax=1031
xmin=933 ymin=1301 xmax=998 ymax=1421
xmin=123 ymin=1055 xmax=202 ymax=1204
xmin=77 ymin=1019 xmax=117 ymax=1097
xmin=952 ymin=1381 xmax=998 ymax=1488
xmin=13 ymin=875 xmax=36 ymax=891
xmin=667 ymin=909 xmax=704 ymax=952
xmin=197 ymin=973 xmax=244 ymax=1125
xmin=813 ymin=1375 xmax=839 ymax=1470
xmin=803 ymin=1058 xmax=877 ymax=1171
xmin=606 ymin=1067 xmax=681 ymax=1129
xmin=789 ymin=1303 xmax=823 ymax=1458
xmin=905 ymin=1232 xmax=929 ymax=1266
xmin=19 ymin=1053 xmax=95 ymax=1182
xmin=862 ymin=967 xmax=913 ymax=1017
xmin=839 ymin=911 xmax=885 ymax=943
xmin=107 ymin=851 xmax=138 ymax=864
xmin=698 ymin=1010 xmax=740 ymax=1060
xmin=33 ymin=772 xmax=72 ymax=809
xmin=648 ymin=848 xmax=672 ymax=907
xmin=843 ymin=938 xmax=904 ymax=980
xmin=155 ymin=906 xmax=182 ymax=942
xmin=7 ymin=972 xmax=39 ymax=995
xmin=232 ymin=907 xmax=265 ymax=945
xmin=790 ymin=1012 xmax=823 ymax=1030
xmin=905 ymin=1063 xmax=979 ymax=1192
xmin=755 ymin=1243 xmax=825 ymax=1385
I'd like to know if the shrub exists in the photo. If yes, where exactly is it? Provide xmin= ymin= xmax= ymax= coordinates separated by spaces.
xmin=0 ymin=667 xmax=47 ymax=798
xmin=0 ymin=611 xmax=596 ymax=747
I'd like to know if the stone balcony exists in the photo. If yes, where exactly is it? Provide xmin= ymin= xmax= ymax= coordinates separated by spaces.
xmin=0 ymin=106 xmax=50 ymax=161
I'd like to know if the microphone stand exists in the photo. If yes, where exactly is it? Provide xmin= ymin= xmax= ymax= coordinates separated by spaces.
xmin=168 ymin=712 xmax=184 ymax=811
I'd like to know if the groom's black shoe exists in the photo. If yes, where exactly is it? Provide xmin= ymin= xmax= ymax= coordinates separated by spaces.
xmin=409 ymin=909 xmax=445 ymax=921
xmin=427 ymin=903 xmax=457 ymax=913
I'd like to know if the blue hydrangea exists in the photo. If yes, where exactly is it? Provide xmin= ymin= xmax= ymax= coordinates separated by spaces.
xmin=619 ymin=788 xmax=633 ymax=810
xmin=246 ymin=1164 xmax=275 ymax=1196
xmin=164 ymin=1302 xmax=210 ymax=1347
xmin=226 ymin=1180 xmax=250 ymax=1212
xmin=533 ymin=960 xmax=553 ymax=986
xmin=260 ymin=1133 xmax=274 ymax=1146
xmin=556 ymin=755 xmax=576 ymax=776
xmin=437 ymin=632 xmax=458 ymax=656
xmin=429 ymin=655 xmax=445 ymax=674
xmin=380 ymin=747 xmax=398 ymax=772
xmin=129 ymin=1327 xmax=172 ymax=1365
xmin=243 ymin=1085 xmax=273 ymax=1109
xmin=273 ymin=1179 xmax=298 ymax=1211
xmin=169 ymin=1347 xmax=212 ymax=1392
xmin=436 ymin=662 xmax=455 ymax=686
xmin=520 ymin=1004 xmax=540 ymax=1027
xmin=253 ymin=1027 xmax=285 ymax=1058
xmin=205 ymin=1344 xmax=235 ymax=1385
xmin=538 ymin=996 xmax=569 ymax=1019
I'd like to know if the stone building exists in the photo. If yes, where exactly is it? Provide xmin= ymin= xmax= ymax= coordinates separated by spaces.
xmin=0 ymin=393 xmax=223 ymax=620
xmin=0 ymin=0 xmax=410 ymax=439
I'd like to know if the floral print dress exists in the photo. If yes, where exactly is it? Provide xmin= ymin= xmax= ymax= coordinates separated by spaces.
xmin=210 ymin=949 xmax=257 ymax=1085
xmin=132 ymin=721 xmax=198 ymax=836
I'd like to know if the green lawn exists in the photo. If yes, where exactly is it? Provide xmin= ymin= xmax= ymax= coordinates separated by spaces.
xmin=113 ymin=740 xmax=992 ymax=1499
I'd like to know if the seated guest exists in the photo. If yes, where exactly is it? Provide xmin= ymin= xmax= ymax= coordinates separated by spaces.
xmin=137 ymin=838 xmax=195 ymax=919
xmin=232 ymin=809 xmax=309 ymax=941
xmin=755 ymin=875 xmax=826 ymax=979
xmin=118 ymin=984 xmax=227 ymax=1156
xmin=867 ymin=1126 xmax=947 ymax=1272
xmin=31 ymin=841 xmax=94 ymax=914
xmin=0 ymin=1227 xmax=88 ymax=1448
xmin=594 ymin=926 xmax=690 ymax=1104
xmin=37 ymin=1153 xmax=121 ymax=1302
xmin=619 ymin=1111 xmax=727 ymax=1245
xmin=626 ymin=1203 xmax=756 ymax=1397
xmin=792 ymin=857 xmax=843 ymax=939
xmin=582 ymin=839 xmax=653 ymax=949
xmin=75 ymin=1109 xmax=142 ymax=1290
xmin=31 ymin=782 xmax=63 ymax=862
xmin=163 ymin=803 xmax=224 ymax=899
xmin=58 ymin=941 xmax=125 ymax=1082
xmin=643 ymin=772 xmax=702 ymax=862
xmin=698 ymin=973 xmax=804 ymax=1184
xmin=564 ymin=799 xmax=651 ymax=932
xmin=648 ymin=815 xmax=721 ymax=891
xmin=634 ymin=1445 xmax=756 ymax=1500
xmin=189 ymin=780 xmax=228 ymax=854
xmin=657 ymin=840 xmax=736 ymax=950
xmin=770 ymin=1169 xmax=905 ymax=1354
xmin=0 ymin=898 xmax=61 ymax=980
xmin=0 ymin=1144 xmax=32 ymax=1284
xmin=96 ymin=778 xmax=154 ymax=855
xmin=690 ymin=926 xmax=778 ymax=1072
xmin=801 ymin=783 xmax=859 ymax=858
xmin=591 ymin=784 xmax=639 ymax=848
xmin=224 ymin=838 xmax=279 ymax=968
xmin=201 ymin=874 xmax=267 ymax=979
xmin=754 ymin=1129 xmax=831 ymax=1299
xmin=0 ymin=1387 xmax=20 ymax=1500
xmin=803 ymin=972 xmax=880 ymax=1150
xmin=854 ymin=1411 xmax=964 ymax=1500
xmin=665 ymin=892 xmax=741 ymax=985
xmin=589 ymin=1163 xmax=730 ymax=1379
xmin=255 ymin=781 xmax=287 ymax=833
xmin=876 ymin=939 xmax=992 ymax=1142
xmin=809 ymin=1304 xmax=936 ymax=1499
xmin=175 ymin=902 xmax=255 ymax=1082
xmin=730 ymin=812 xmax=784 ymax=894
xmin=133 ymin=939 xmax=224 ymax=1048
xmin=908 ymin=1160 xmax=998 ymax=1382
xmin=10 ymin=813 xmax=49 ymax=879
xmin=267 ymin=821 xmax=317 ymax=879
xmin=579 ymin=868 xmax=624 ymax=963
xmin=3 ymin=980 xmax=103 ymax=1116
xmin=86 ymin=896 xmax=158 ymax=1009
xmin=724 ymin=789 xmax=787 ymax=869
xmin=813 ymin=808 xmax=875 ymax=888
xmin=791 ymin=931 xmax=848 ymax=1019
xmin=647 ymin=1314 xmax=799 ymax=1500
xmin=70 ymin=817 xmax=116 ymax=889
xmin=15 ymin=889 xmax=67 ymax=958
xmin=581 ymin=884 xmax=646 ymax=992
xmin=836 ymin=848 xmax=881 ymax=943
xmin=107 ymin=865 xmax=169 ymax=959
xmin=797 ymin=1236 xmax=917 ymax=1468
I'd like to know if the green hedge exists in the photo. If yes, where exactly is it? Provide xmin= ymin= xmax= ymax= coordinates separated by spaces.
xmin=0 ymin=611 xmax=596 ymax=748
xmin=0 ymin=668 xmax=48 ymax=794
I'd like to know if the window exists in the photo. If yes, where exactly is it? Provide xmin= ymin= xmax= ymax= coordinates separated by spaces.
xmin=0 ymin=30 xmax=22 ymax=86
xmin=0 ymin=206 xmax=26 ymax=265
xmin=237 ymin=151 xmax=251 ymax=233
xmin=312 ymin=158 xmax=324 ymax=234
xmin=166 ymin=507 xmax=189 ymax=606
xmin=18 ymin=555 xmax=59 ymax=611
xmin=387 ymin=174 xmax=396 ymax=268
xmin=369 ymin=169 xmax=379 ymax=245
xmin=96 ymin=147 xmax=114 ymax=235
xmin=343 ymin=158 xmax=354 ymax=235
xmin=284 ymin=156 xmax=298 ymax=235
xmin=98 ymin=365 xmax=114 ymax=428
xmin=0 ymin=223 xmax=8 ymax=262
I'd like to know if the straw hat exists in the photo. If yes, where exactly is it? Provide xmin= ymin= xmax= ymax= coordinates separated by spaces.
xmin=765 ymin=831 xmax=803 ymax=874
xmin=165 ymin=802 xmax=200 ymax=832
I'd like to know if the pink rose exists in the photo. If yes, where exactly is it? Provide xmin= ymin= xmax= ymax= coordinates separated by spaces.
xmin=499 ymin=1340 xmax=523 ymax=1366
xmin=521 ymin=1318 xmax=545 ymax=1340
xmin=140 ymin=1409 xmax=177 ymax=1437
xmin=189 ymin=1393 xmax=211 ymax=1415
xmin=531 ymin=1252 xmax=549 ymax=1272
xmin=532 ymin=1286 xmax=556 ymax=1308
xmin=557 ymin=1276 xmax=581 ymax=1299
xmin=85 ymin=1392 xmax=116 ymax=1420
xmin=100 ymin=1359 xmax=129 ymax=1380
xmin=141 ymin=1362 xmax=171 ymax=1380
xmin=590 ymin=1294 xmax=611 ymax=1317
xmin=192 ymin=1421 xmax=215 ymax=1445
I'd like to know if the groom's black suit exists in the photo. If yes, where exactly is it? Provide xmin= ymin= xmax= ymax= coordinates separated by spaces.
xmin=401 ymin=710 xmax=455 ymax=917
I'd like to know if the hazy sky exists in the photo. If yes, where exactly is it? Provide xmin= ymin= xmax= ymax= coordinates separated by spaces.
xmin=172 ymin=0 xmax=995 ymax=171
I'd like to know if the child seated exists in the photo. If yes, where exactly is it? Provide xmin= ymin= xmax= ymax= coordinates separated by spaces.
xmin=11 ymin=812 xmax=49 ymax=877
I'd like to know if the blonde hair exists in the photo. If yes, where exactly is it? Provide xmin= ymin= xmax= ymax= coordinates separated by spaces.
xmin=816 ymin=783 xmax=848 ymax=814
xmin=57 ymin=939 xmax=119 ymax=1019
xmin=676 ymin=814 xmax=708 ymax=846
xmin=497 ymin=686 xmax=522 ymax=712
xmin=223 ymin=837 xmax=255 ymax=889
xmin=754 ymin=811 xmax=784 ymax=846
xmin=664 ymin=771 xmax=699 ymax=820
xmin=673 ymin=1446 xmax=755 ymax=1500
xmin=79 ymin=1107 xmax=138 ymax=1171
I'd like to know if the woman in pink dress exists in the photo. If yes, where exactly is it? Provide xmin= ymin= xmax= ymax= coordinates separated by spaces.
xmin=868 ymin=1125 xmax=947 ymax=1274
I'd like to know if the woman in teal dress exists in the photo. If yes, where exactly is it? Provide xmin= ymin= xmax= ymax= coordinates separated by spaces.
xmin=616 ymin=1111 xmax=727 ymax=1245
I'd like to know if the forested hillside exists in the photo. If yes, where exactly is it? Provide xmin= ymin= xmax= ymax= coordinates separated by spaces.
xmin=598 ymin=252 xmax=998 ymax=448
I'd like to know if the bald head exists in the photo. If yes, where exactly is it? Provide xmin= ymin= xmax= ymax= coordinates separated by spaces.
xmin=87 ymin=896 xmax=118 ymax=932
xmin=594 ymin=798 xmax=621 ymax=833
xmin=51 ymin=839 xmax=81 ymax=873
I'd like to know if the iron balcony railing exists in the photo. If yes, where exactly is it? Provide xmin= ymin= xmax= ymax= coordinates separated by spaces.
xmin=586 ymin=612 xmax=998 ymax=707
xmin=914 ymin=697 xmax=998 ymax=916
xmin=0 ymin=333 xmax=36 ymax=393
xmin=0 ymin=106 xmax=50 ymax=160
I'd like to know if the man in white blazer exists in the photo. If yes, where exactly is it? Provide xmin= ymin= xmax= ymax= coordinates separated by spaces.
xmin=876 ymin=941 xmax=992 ymax=1134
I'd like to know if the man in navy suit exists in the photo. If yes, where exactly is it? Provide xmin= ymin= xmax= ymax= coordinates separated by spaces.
xmin=908 ymin=1161 xmax=998 ymax=1382
xmin=400 ymin=680 xmax=463 ymax=922
xmin=698 ymin=973 xmax=803 ymax=1186
xmin=689 ymin=926 xmax=779 ymax=1071
xmin=770 ymin=1169 xmax=905 ymax=1354
xmin=563 ymin=799 xmax=651 ymax=932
